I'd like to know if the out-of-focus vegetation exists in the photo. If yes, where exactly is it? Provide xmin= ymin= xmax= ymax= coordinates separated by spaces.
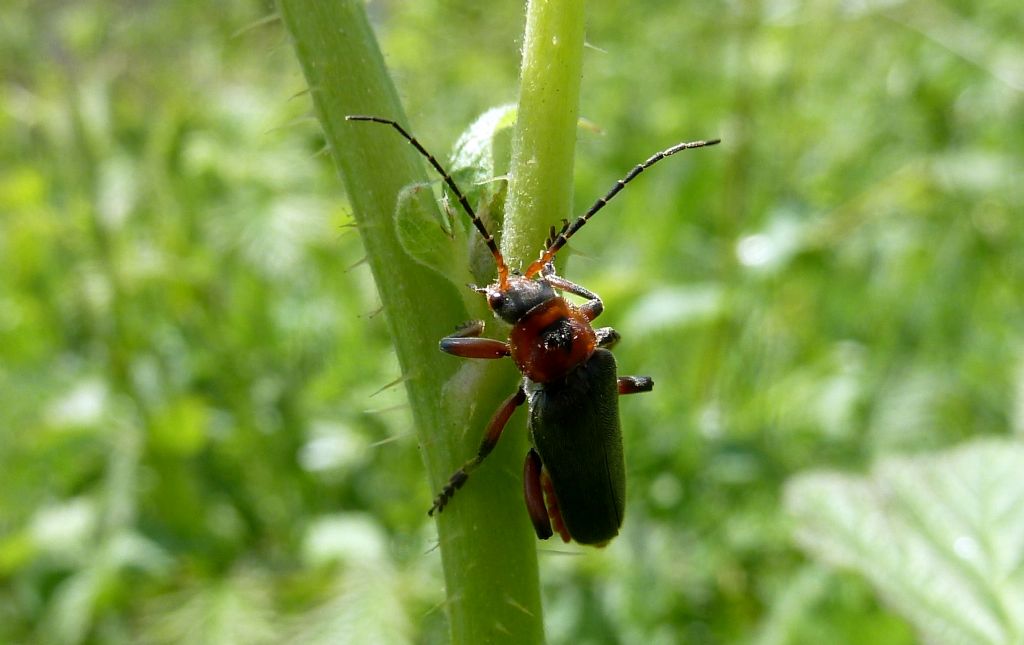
xmin=2 ymin=0 xmax=1022 ymax=643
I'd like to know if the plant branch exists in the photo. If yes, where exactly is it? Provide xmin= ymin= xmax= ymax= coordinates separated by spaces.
xmin=504 ymin=0 xmax=587 ymax=267
xmin=277 ymin=1 xmax=548 ymax=643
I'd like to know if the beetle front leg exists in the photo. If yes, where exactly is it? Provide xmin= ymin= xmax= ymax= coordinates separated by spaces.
xmin=448 ymin=319 xmax=486 ymax=338
xmin=543 ymin=269 xmax=604 ymax=322
xmin=439 ymin=320 xmax=511 ymax=359
xmin=595 ymin=327 xmax=621 ymax=348
xmin=618 ymin=376 xmax=654 ymax=394
xmin=428 ymin=386 xmax=527 ymax=515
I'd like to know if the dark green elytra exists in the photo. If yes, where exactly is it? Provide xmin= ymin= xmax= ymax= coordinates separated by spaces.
xmin=529 ymin=348 xmax=624 ymax=545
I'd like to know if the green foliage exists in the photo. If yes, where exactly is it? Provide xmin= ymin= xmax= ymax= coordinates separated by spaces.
xmin=787 ymin=439 xmax=1024 ymax=645
xmin=1 ymin=0 xmax=1022 ymax=643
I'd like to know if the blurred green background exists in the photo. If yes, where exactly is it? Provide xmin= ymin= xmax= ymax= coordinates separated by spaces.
xmin=2 ymin=0 xmax=1022 ymax=643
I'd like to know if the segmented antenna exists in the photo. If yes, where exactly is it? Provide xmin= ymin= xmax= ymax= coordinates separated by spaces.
xmin=346 ymin=116 xmax=509 ymax=288
xmin=524 ymin=137 xmax=721 ymax=277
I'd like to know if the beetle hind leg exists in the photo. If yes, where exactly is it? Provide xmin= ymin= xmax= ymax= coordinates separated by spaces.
xmin=523 ymin=449 xmax=572 ymax=542
xmin=540 ymin=466 xmax=571 ymax=543
xmin=523 ymin=449 xmax=553 ymax=540
xmin=428 ymin=386 xmax=526 ymax=516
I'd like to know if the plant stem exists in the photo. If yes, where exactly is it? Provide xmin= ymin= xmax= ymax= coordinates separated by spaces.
xmin=505 ymin=0 xmax=587 ymax=266
xmin=277 ymin=1 xmax=547 ymax=643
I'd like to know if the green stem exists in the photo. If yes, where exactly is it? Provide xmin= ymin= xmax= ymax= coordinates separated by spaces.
xmin=505 ymin=0 xmax=586 ymax=267
xmin=277 ymin=1 xmax=552 ymax=643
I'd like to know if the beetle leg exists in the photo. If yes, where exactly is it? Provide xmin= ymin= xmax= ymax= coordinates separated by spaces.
xmin=523 ymin=449 xmax=553 ymax=540
xmin=439 ymin=321 xmax=511 ymax=359
xmin=618 ymin=376 xmax=654 ymax=394
xmin=540 ymin=468 xmax=572 ymax=543
xmin=543 ymin=273 xmax=604 ymax=321
xmin=595 ymin=326 xmax=621 ymax=349
xmin=449 ymin=320 xmax=486 ymax=337
xmin=428 ymin=386 xmax=527 ymax=515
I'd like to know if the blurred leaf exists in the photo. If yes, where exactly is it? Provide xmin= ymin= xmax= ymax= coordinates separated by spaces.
xmin=300 ymin=513 xmax=386 ymax=567
xmin=43 ymin=566 xmax=102 ymax=645
xmin=1012 ymin=351 xmax=1024 ymax=438
xmin=291 ymin=514 xmax=419 ymax=644
xmin=786 ymin=439 xmax=1024 ymax=645
xmin=142 ymin=570 xmax=281 ymax=645
xmin=30 ymin=497 xmax=97 ymax=561
xmin=289 ymin=559 xmax=412 ymax=645
xmin=623 ymin=283 xmax=723 ymax=334
xmin=150 ymin=395 xmax=209 ymax=456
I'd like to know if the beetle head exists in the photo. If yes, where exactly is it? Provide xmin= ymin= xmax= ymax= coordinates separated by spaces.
xmin=479 ymin=274 xmax=555 ymax=325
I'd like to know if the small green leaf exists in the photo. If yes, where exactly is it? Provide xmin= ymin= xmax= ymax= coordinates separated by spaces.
xmin=393 ymin=106 xmax=517 ymax=287
xmin=785 ymin=439 xmax=1024 ymax=645
xmin=393 ymin=181 xmax=468 ymax=284
xmin=450 ymin=104 xmax=516 ymax=286
xmin=451 ymin=104 xmax=517 ymax=182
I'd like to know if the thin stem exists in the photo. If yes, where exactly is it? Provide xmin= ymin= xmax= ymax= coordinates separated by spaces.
xmin=504 ymin=0 xmax=587 ymax=270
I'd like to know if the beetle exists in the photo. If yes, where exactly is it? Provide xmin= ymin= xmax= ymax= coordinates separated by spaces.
xmin=346 ymin=114 xmax=719 ymax=545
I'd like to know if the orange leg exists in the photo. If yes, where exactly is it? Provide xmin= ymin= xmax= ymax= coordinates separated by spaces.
xmin=541 ymin=468 xmax=571 ymax=543
xmin=439 ymin=320 xmax=510 ymax=359
xmin=428 ymin=387 xmax=526 ymax=515
xmin=544 ymin=271 xmax=604 ymax=322
xmin=523 ymin=449 xmax=553 ymax=540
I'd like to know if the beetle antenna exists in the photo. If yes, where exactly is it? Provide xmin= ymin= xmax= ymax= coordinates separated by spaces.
xmin=346 ymin=115 xmax=509 ymax=287
xmin=524 ymin=137 xmax=721 ymax=277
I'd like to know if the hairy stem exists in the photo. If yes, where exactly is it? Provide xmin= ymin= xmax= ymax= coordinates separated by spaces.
xmin=504 ymin=0 xmax=587 ymax=268
xmin=277 ymin=1 xmax=550 ymax=643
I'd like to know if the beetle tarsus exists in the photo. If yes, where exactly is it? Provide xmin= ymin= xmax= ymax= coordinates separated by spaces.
xmin=428 ymin=470 xmax=469 ymax=516
xmin=595 ymin=327 xmax=620 ymax=348
xmin=427 ymin=388 xmax=526 ymax=516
